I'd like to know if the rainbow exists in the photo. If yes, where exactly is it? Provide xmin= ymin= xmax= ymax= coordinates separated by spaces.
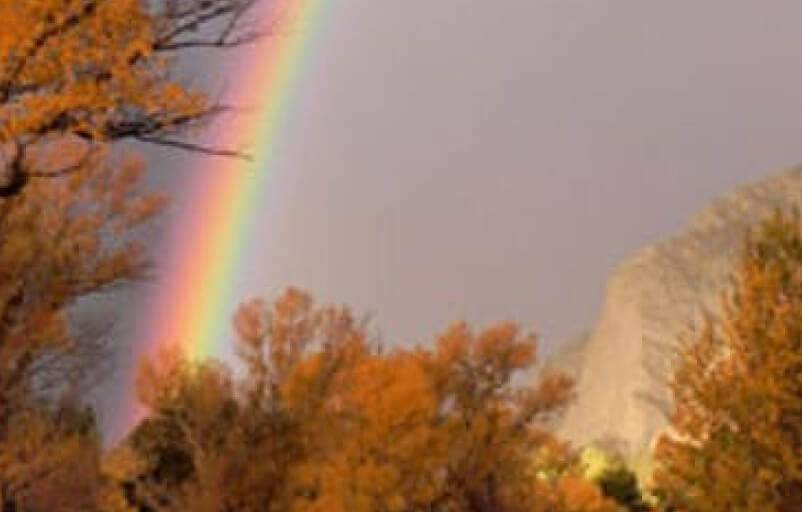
xmin=115 ymin=0 xmax=330 ymax=437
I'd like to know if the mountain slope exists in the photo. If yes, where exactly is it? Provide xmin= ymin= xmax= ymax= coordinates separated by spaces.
xmin=558 ymin=167 xmax=802 ymax=455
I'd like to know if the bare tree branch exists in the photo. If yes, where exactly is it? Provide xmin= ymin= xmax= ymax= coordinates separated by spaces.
xmin=153 ymin=0 xmax=264 ymax=52
xmin=134 ymin=135 xmax=251 ymax=159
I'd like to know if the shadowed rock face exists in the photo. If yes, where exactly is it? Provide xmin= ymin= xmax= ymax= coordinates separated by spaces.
xmin=557 ymin=167 xmax=802 ymax=456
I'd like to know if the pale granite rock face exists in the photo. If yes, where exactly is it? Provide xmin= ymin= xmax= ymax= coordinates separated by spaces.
xmin=557 ymin=167 xmax=802 ymax=455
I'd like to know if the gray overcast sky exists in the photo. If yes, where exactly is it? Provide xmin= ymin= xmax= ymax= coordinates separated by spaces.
xmin=139 ymin=0 xmax=802 ymax=360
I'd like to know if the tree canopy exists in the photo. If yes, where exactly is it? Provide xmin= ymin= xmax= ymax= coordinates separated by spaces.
xmin=105 ymin=288 xmax=621 ymax=512
xmin=0 ymin=0 xmax=261 ymax=197
xmin=654 ymin=211 xmax=802 ymax=512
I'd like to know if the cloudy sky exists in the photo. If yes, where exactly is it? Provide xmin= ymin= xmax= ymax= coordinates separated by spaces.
xmin=134 ymin=0 xmax=802 ymax=367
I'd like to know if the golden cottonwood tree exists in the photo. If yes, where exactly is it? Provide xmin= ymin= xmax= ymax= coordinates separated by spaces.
xmin=0 ymin=2 xmax=266 ymax=509
xmin=0 ymin=151 xmax=163 ymax=512
xmin=0 ymin=401 xmax=102 ymax=512
xmin=0 ymin=0 xmax=262 ymax=197
xmin=654 ymin=211 xmax=802 ymax=512
xmin=112 ymin=288 xmax=622 ymax=512
xmin=111 ymin=288 xmax=369 ymax=511
xmin=0 ymin=151 xmax=164 ymax=416
xmin=0 ymin=2 xmax=264 ymax=505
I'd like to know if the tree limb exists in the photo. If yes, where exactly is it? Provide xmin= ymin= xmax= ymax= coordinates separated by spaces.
xmin=134 ymin=135 xmax=251 ymax=160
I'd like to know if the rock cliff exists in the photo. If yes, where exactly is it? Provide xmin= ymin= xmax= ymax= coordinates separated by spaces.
xmin=556 ymin=167 xmax=802 ymax=456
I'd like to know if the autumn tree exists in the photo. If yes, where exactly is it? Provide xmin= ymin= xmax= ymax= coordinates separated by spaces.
xmin=405 ymin=322 xmax=574 ymax=512
xmin=110 ymin=288 xmax=625 ymax=512
xmin=0 ymin=0 xmax=269 ymax=392
xmin=0 ymin=149 xmax=164 ymax=512
xmin=101 ymin=354 xmax=239 ymax=511
xmin=0 ymin=2 xmax=268 ymax=507
xmin=654 ymin=211 xmax=802 ymax=512
xmin=110 ymin=288 xmax=369 ymax=511
xmin=0 ymin=0 xmax=270 ymax=400
xmin=0 ymin=0 xmax=264 ymax=197
xmin=0 ymin=151 xmax=164 ymax=415
xmin=0 ymin=400 xmax=103 ymax=512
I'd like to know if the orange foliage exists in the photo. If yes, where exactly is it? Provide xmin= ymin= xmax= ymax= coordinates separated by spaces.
xmin=654 ymin=212 xmax=802 ymax=512
xmin=0 ymin=150 xmax=162 ymax=511
xmin=0 ymin=2 xmax=265 ymax=509
xmin=535 ymin=475 xmax=625 ymax=512
xmin=114 ymin=288 xmax=623 ymax=512
xmin=0 ymin=151 xmax=164 ymax=415
xmin=0 ymin=0 xmax=261 ymax=196
xmin=0 ymin=401 xmax=103 ymax=511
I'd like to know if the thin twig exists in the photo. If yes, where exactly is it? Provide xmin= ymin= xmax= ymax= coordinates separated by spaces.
xmin=135 ymin=135 xmax=252 ymax=160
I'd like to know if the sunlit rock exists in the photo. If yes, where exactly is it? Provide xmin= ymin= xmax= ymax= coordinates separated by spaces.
xmin=557 ymin=167 xmax=802 ymax=456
